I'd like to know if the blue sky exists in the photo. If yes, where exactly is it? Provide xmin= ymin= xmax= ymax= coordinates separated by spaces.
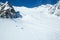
xmin=0 ymin=0 xmax=59 ymax=7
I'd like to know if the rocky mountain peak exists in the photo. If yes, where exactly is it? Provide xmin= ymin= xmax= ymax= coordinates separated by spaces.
xmin=48 ymin=0 xmax=60 ymax=16
xmin=0 ymin=1 xmax=20 ymax=18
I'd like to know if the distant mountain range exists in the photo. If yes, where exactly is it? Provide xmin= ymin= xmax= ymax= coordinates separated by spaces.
xmin=0 ymin=0 xmax=60 ymax=19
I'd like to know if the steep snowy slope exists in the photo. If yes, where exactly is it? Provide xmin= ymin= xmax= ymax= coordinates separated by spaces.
xmin=0 ymin=1 xmax=60 ymax=40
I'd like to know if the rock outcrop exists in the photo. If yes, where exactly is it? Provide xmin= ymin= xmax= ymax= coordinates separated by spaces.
xmin=49 ymin=0 xmax=60 ymax=16
xmin=0 ymin=1 xmax=17 ymax=18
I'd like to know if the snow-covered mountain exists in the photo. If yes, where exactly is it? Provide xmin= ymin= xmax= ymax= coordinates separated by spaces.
xmin=48 ymin=0 xmax=60 ymax=16
xmin=0 ymin=1 xmax=60 ymax=40
xmin=0 ymin=1 xmax=18 ymax=18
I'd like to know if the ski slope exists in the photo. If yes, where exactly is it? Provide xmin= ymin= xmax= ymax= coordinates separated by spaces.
xmin=0 ymin=4 xmax=60 ymax=40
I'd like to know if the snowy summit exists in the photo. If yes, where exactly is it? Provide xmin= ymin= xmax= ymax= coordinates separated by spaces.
xmin=0 ymin=1 xmax=21 ymax=18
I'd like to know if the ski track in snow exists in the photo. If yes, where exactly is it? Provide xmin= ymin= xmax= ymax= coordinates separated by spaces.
xmin=0 ymin=5 xmax=60 ymax=40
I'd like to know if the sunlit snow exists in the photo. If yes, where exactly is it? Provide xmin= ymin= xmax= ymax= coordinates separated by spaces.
xmin=0 ymin=3 xmax=60 ymax=40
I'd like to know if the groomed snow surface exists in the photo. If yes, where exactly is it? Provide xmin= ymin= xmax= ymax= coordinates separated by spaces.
xmin=0 ymin=4 xmax=60 ymax=40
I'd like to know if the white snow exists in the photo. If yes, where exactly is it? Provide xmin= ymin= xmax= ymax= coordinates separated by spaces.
xmin=0 ymin=4 xmax=60 ymax=40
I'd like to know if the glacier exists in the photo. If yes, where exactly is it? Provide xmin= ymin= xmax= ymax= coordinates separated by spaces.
xmin=0 ymin=1 xmax=60 ymax=40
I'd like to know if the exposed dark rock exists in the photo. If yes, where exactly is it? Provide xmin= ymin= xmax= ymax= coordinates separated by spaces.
xmin=49 ymin=0 xmax=60 ymax=16
xmin=0 ymin=1 xmax=22 ymax=18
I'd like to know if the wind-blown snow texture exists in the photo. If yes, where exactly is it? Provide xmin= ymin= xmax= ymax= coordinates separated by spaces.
xmin=0 ymin=1 xmax=60 ymax=40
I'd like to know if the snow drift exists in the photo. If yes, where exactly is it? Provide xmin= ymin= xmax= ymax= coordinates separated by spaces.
xmin=0 ymin=0 xmax=60 ymax=40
